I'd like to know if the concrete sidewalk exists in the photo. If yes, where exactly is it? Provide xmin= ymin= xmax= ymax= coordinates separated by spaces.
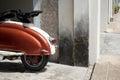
xmin=0 ymin=60 xmax=92 ymax=80
xmin=107 ymin=12 xmax=120 ymax=33
xmin=91 ymin=54 xmax=120 ymax=80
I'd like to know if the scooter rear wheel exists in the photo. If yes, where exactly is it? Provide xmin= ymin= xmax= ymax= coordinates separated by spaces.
xmin=21 ymin=55 xmax=49 ymax=71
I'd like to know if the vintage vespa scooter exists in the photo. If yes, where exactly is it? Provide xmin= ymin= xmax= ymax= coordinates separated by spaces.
xmin=0 ymin=10 xmax=56 ymax=71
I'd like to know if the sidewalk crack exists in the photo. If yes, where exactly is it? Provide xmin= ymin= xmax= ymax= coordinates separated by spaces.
xmin=106 ymin=63 xmax=110 ymax=80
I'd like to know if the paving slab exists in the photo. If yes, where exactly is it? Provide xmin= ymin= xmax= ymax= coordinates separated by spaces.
xmin=91 ymin=63 xmax=109 ymax=80
xmin=0 ymin=60 xmax=91 ymax=80
xmin=91 ymin=54 xmax=120 ymax=80
xmin=107 ymin=64 xmax=120 ymax=80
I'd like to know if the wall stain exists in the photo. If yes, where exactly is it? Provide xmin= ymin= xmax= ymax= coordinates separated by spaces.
xmin=59 ymin=34 xmax=74 ymax=65
xmin=74 ymin=14 xmax=89 ymax=67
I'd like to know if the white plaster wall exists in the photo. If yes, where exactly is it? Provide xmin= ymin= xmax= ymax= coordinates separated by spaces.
xmin=89 ymin=0 xmax=100 ymax=65
xmin=74 ymin=0 xmax=89 ymax=33
xmin=59 ymin=0 xmax=74 ymax=34
xmin=100 ymin=0 xmax=109 ymax=32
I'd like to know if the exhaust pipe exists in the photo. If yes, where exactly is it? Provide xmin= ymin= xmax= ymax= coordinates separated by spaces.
xmin=0 ymin=51 xmax=24 ymax=56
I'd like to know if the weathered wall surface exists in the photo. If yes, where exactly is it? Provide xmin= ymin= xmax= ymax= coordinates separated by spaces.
xmin=58 ymin=0 xmax=89 ymax=66
xmin=74 ymin=0 xmax=89 ymax=66
xmin=58 ymin=0 xmax=74 ymax=65
xmin=41 ymin=0 xmax=59 ymax=62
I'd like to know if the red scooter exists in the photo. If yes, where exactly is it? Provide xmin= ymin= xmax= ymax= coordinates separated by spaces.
xmin=0 ymin=10 xmax=56 ymax=71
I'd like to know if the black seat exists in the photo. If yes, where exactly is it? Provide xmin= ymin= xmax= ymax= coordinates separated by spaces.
xmin=24 ymin=11 xmax=42 ymax=18
xmin=0 ymin=10 xmax=42 ymax=23
xmin=0 ymin=10 xmax=15 ymax=21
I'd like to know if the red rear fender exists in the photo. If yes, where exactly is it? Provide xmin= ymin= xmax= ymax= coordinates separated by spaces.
xmin=0 ymin=23 xmax=50 ymax=55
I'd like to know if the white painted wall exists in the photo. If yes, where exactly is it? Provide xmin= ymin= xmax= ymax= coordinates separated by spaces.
xmin=59 ymin=0 xmax=74 ymax=34
xmin=100 ymin=0 xmax=109 ymax=32
xmin=74 ymin=0 xmax=89 ymax=34
xmin=89 ymin=0 xmax=101 ymax=65
xmin=108 ymin=0 xmax=113 ymax=22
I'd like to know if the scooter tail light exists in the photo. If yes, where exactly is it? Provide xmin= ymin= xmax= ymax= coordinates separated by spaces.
xmin=49 ymin=37 xmax=56 ymax=45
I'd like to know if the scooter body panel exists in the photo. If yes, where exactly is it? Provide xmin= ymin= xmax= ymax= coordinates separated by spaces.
xmin=0 ymin=22 xmax=50 ymax=55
